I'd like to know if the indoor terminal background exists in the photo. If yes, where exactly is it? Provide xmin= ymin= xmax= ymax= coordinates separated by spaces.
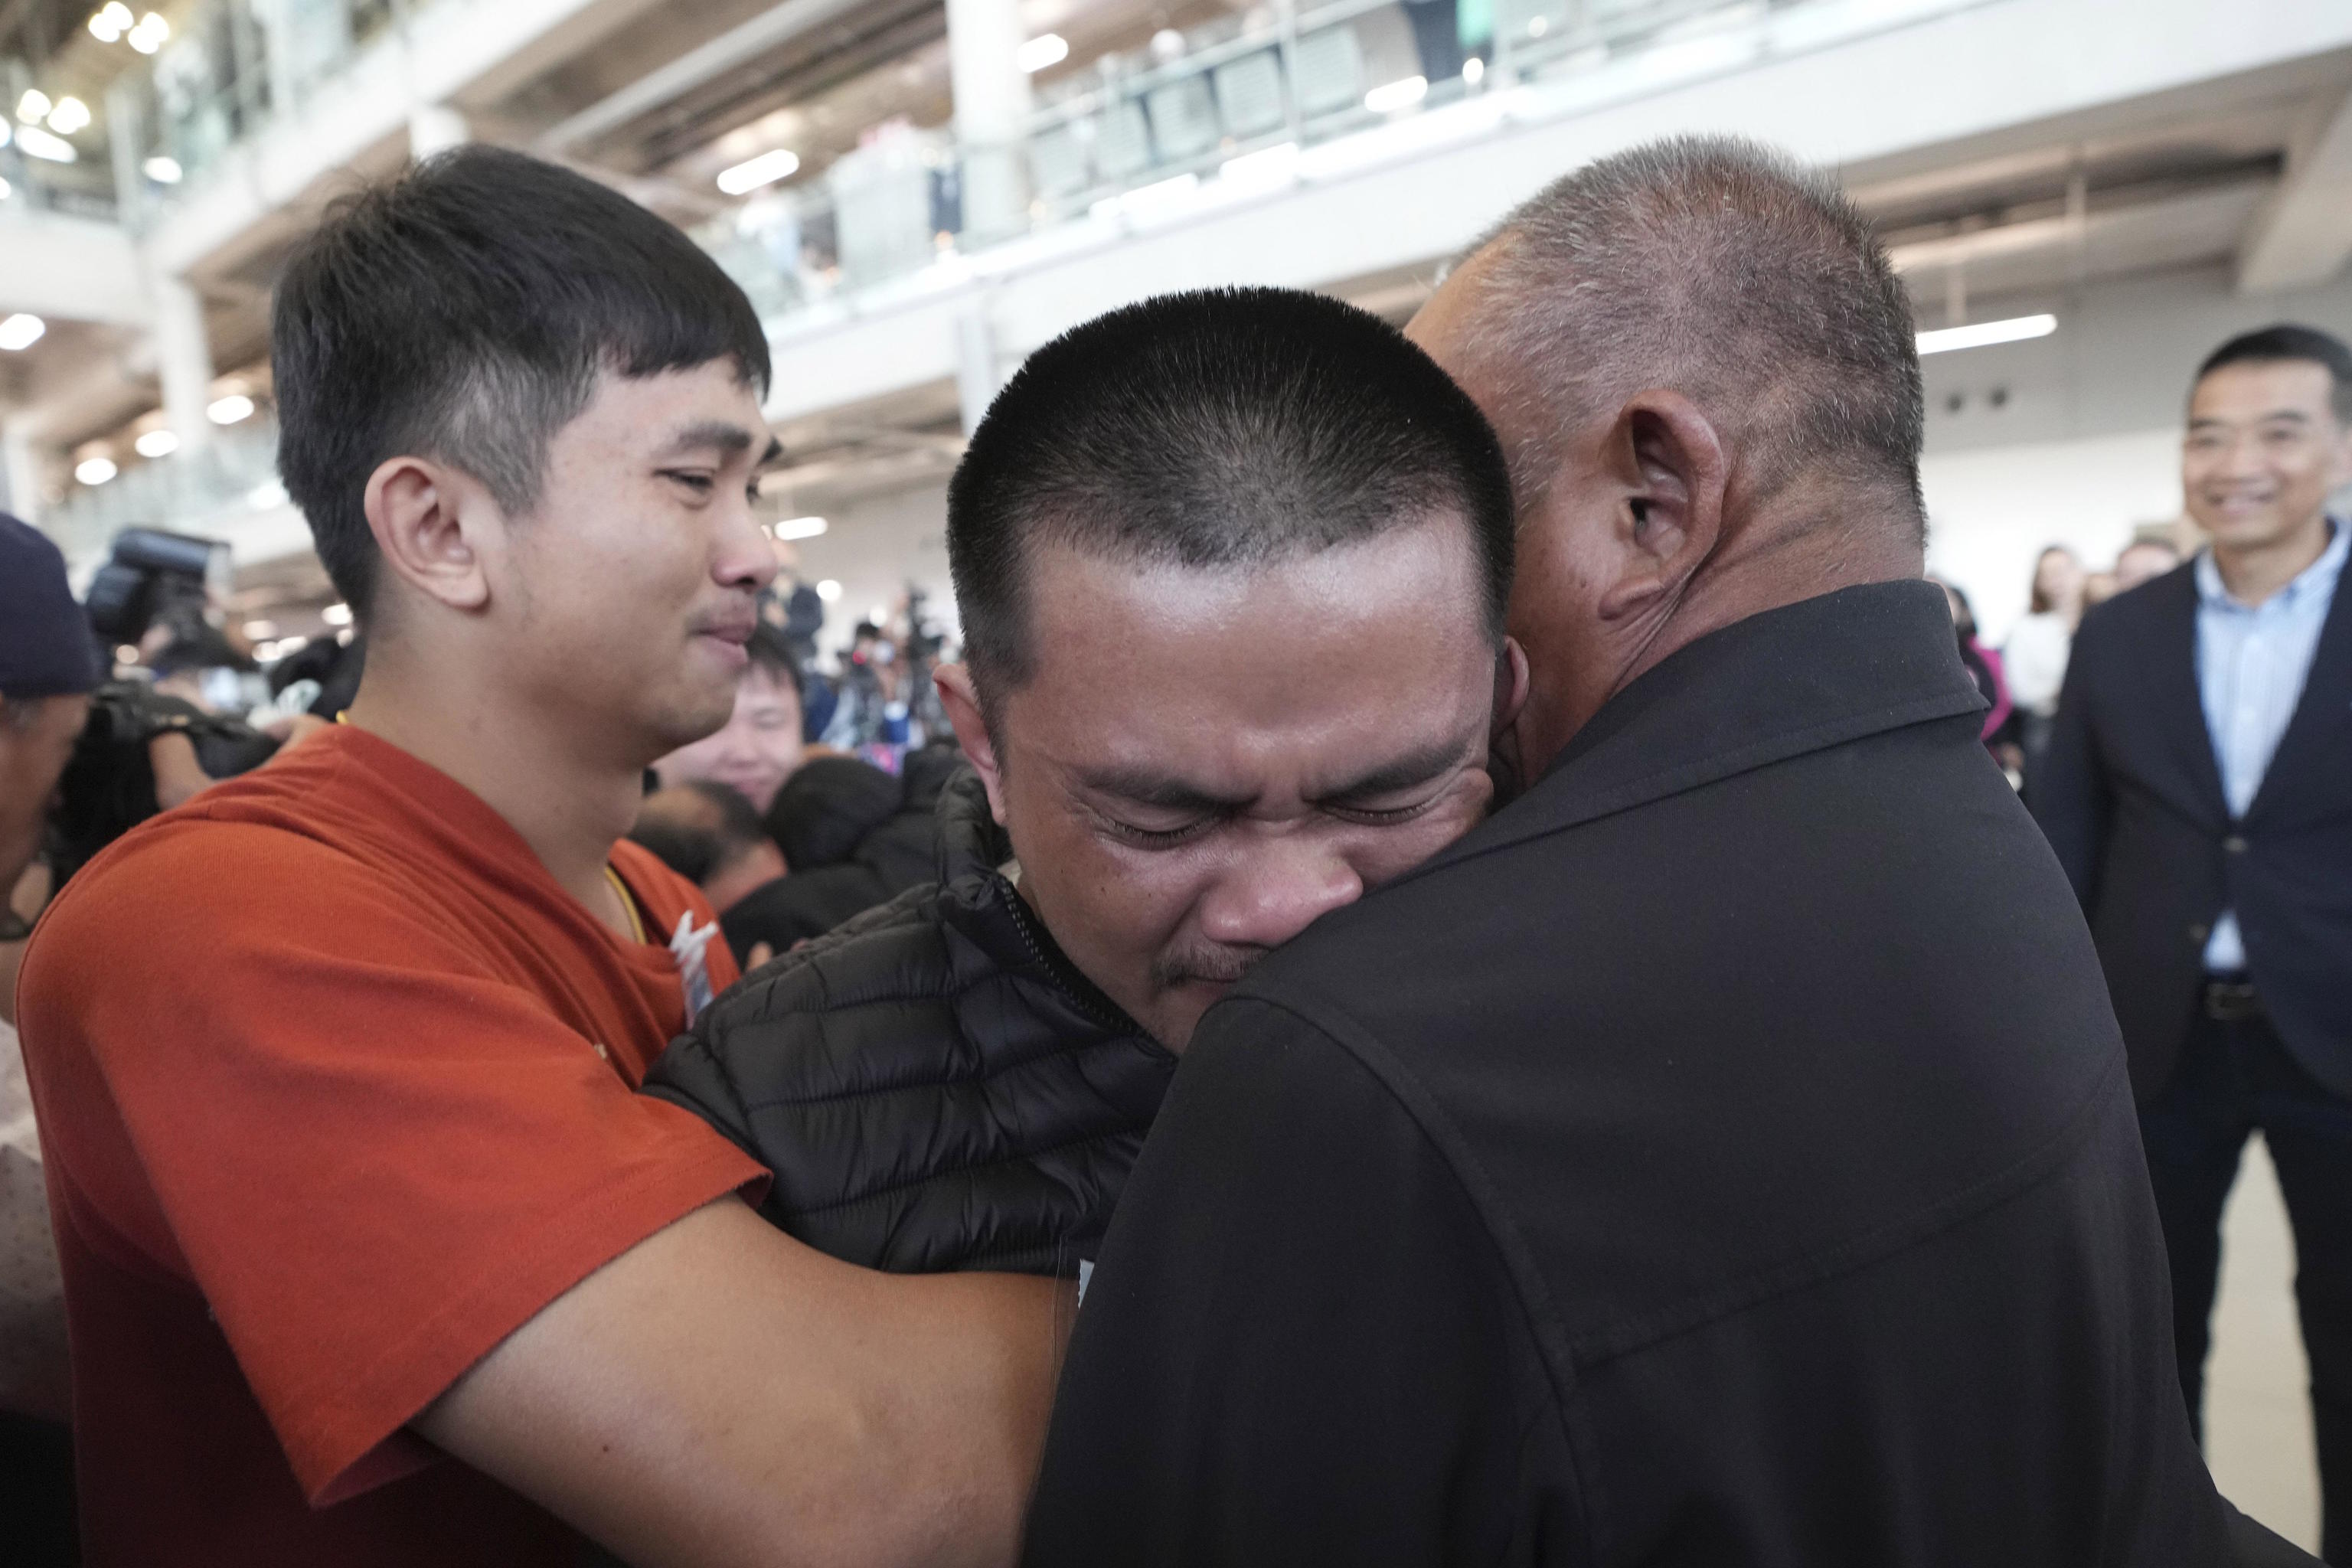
xmin=2 ymin=0 xmax=2348 ymax=1546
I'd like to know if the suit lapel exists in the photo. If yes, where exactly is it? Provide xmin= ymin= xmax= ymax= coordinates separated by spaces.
xmin=2247 ymin=566 xmax=2352 ymax=824
xmin=2145 ymin=567 xmax=2231 ymax=828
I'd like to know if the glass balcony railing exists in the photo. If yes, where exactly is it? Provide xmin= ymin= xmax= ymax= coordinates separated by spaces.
xmin=61 ymin=0 xmax=1978 ymax=547
xmin=42 ymin=419 xmax=285 ymax=570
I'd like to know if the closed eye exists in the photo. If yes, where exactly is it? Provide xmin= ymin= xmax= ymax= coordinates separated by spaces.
xmin=662 ymin=470 xmax=717 ymax=495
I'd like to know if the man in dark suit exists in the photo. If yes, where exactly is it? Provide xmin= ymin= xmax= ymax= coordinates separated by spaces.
xmin=2037 ymin=322 xmax=2352 ymax=1559
xmin=1021 ymin=136 xmax=2240 ymax=1566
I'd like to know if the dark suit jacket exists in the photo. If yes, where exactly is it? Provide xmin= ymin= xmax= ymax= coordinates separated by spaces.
xmin=1026 ymin=581 xmax=2226 ymax=1566
xmin=2034 ymin=560 xmax=2352 ymax=1102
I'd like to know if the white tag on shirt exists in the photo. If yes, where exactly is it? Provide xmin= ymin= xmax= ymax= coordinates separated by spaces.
xmin=670 ymin=912 xmax=720 ymax=1027
xmin=1076 ymin=1257 xmax=1095 ymax=1308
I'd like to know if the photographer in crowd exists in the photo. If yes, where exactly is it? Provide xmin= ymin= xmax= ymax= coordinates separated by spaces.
xmin=1 ymin=514 xmax=102 ymax=1566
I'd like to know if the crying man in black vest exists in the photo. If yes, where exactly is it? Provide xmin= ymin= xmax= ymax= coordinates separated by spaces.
xmin=644 ymin=286 xmax=1525 ymax=1272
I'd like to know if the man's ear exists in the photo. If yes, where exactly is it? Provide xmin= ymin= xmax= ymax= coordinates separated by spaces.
xmin=1491 ymin=635 xmax=1530 ymax=737
xmin=933 ymin=663 xmax=1011 ymax=826
xmin=1596 ymin=389 xmax=1726 ymax=622
xmin=364 ymin=456 xmax=492 ymax=613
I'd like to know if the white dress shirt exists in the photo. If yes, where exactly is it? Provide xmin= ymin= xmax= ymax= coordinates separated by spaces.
xmin=2196 ymin=518 xmax=2347 ymax=972
xmin=2003 ymin=611 xmax=2075 ymax=717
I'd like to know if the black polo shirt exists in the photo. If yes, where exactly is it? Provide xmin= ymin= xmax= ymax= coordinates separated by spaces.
xmin=1024 ymin=580 xmax=2229 ymax=1566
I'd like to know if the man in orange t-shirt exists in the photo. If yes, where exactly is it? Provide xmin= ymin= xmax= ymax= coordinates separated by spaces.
xmin=17 ymin=147 xmax=1059 ymax=1567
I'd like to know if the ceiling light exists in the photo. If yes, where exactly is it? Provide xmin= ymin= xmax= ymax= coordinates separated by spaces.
xmin=15 ymin=126 xmax=76 ymax=163
xmin=207 ymin=393 xmax=255 ymax=424
xmin=143 ymin=154 xmax=181 ymax=184
xmin=1462 ymin=57 xmax=1485 ymax=85
xmin=1916 ymin=313 xmax=2057 ymax=356
xmin=322 ymin=603 xmax=353 ymax=627
xmin=815 ymin=579 xmax=842 ymax=603
xmin=1016 ymin=33 xmax=1070 ymax=73
xmin=1364 ymin=76 xmax=1429 ymax=113
xmin=135 ymin=428 xmax=179 ymax=458
xmin=47 ymin=96 xmax=90 ymax=135
xmin=90 ymin=3 xmax=132 ymax=41
xmin=128 ymin=11 xmax=168 ymax=52
xmin=76 ymin=456 xmax=118 ymax=486
xmin=0 ymin=313 xmax=45 ymax=351
xmin=17 ymin=90 xmax=51 ymax=125
xmin=773 ymin=514 xmax=828 ymax=541
xmin=717 ymin=148 xmax=800 ymax=196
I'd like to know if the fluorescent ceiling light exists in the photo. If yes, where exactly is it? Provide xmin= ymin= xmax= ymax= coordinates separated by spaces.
xmin=1017 ymin=33 xmax=1070 ymax=73
xmin=1364 ymin=76 xmax=1429 ymax=114
xmin=815 ymin=579 xmax=842 ymax=602
xmin=717 ymin=148 xmax=800 ymax=195
xmin=135 ymin=428 xmax=178 ymax=458
xmin=1916 ymin=313 xmax=2056 ymax=356
xmin=128 ymin=11 xmax=168 ymax=52
xmin=0 ymin=313 xmax=46 ymax=351
xmin=207 ymin=393 xmax=256 ymax=424
xmin=18 ymin=90 xmax=51 ymax=125
xmin=15 ymin=126 xmax=75 ymax=162
xmin=1462 ymin=57 xmax=1485 ymax=85
xmin=143 ymin=155 xmax=182 ymax=184
xmin=322 ymin=603 xmax=354 ymax=627
xmin=47 ymin=96 xmax=90 ymax=135
xmin=76 ymin=456 xmax=118 ymax=486
xmin=773 ymin=515 xmax=828 ymax=541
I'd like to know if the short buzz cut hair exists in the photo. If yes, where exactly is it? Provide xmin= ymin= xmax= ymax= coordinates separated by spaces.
xmin=1459 ymin=135 xmax=1926 ymax=541
xmin=2195 ymin=324 xmax=2352 ymax=425
xmin=273 ymin=145 xmax=773 ymax=618
xmin=947 ymin=286 xmax=1514 ymax=708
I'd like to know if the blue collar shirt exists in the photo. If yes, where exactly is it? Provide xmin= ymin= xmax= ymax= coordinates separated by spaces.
xmin=2194 ymin=517 xmax=2347 ymax=972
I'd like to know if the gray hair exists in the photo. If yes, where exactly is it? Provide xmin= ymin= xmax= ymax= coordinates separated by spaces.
xmin=1456 ymin=136 xmax=1925 ymax=541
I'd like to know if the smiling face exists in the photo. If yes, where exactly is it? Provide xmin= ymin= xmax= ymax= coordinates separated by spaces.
xmin=947 ymin=521 xmax=1509 ymax=1050
xmin=491 ymin=361 xmax=778 ymax=767
xmin=2183 ymin=359 xmax=2352 ymax=558
xmin=655 ymin=660 xmax=806 ymax=813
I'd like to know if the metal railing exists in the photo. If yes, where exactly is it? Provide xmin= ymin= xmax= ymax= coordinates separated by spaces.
xmin=41 ymin=419 xmax=284 ymax=568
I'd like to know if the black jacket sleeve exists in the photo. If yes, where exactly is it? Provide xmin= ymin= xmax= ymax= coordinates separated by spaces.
xmin=645 ymin=885 xmax=1175 ymax=1276
xmin=1021 ymin=996 xmax=1584 ymax=1567
xmin=2032 ymin=616 xmax=2112 ymax=908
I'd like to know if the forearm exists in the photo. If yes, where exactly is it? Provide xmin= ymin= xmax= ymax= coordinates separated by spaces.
xmin=420 ymin=1199 xmax=1070 ymax=1568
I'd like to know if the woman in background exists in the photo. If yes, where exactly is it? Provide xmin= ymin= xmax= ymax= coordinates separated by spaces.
xmin=2004 ymin=544 xmax=2084 ymax=795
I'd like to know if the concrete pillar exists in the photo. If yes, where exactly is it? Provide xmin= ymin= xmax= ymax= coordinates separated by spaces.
xmin=946 ymin=0 xmax=1034 ymax=242
xmin=2 ymin=423 xmax=47 ymax=526
xmin=409 ymin=104 xmax=470 ymax=161
xmin=152 ymin=275 xmax=216 ymax=458
xmin=956 ymin=303 xmax=1000 ymax=434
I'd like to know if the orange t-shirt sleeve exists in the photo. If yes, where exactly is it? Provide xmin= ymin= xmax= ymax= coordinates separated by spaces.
xmin=22 ymin=819 xmax=763 ymax=1502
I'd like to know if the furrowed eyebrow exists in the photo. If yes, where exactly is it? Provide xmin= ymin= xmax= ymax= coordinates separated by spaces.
xmin=1317 ymin=730 xmax=1481 ymax=803
xmin=1075 ymin=769 xmax=1254 ymax=815
xmin=656 ymin=420 xmax=759 ymax=460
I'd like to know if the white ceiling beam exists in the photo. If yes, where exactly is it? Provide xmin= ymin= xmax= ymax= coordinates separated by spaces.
xmin=2237 ymin=87 xmax=2352 ymax=294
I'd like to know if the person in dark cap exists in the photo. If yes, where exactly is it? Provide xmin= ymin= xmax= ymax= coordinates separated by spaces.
xmin=1 ymin=511 xmax=101 ymax=1567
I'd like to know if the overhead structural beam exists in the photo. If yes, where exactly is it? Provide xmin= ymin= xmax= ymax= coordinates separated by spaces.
xmin=2238 ymin=87 xmax=2352 ymax=295
xmin=537 ymin=0 xmax=873 ymax=155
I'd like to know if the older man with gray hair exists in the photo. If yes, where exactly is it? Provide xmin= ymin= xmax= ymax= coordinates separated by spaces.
xmin=1020 ymin=137 xmax=2269 ymax=1566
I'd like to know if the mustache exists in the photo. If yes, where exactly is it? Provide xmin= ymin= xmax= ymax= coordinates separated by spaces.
xmin=1152 ymin=944 xmax=1270 ymax=991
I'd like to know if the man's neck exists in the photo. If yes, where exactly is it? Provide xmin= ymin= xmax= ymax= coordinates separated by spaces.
xmin=2211 ymin=512 xmax=2334 ymax=607
xmin=345 ymin=653 xmax=645 ymax=926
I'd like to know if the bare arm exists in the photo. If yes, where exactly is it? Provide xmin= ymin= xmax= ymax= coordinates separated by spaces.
xmin=416 ymin=1197 xmax=1070 ymax=1568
